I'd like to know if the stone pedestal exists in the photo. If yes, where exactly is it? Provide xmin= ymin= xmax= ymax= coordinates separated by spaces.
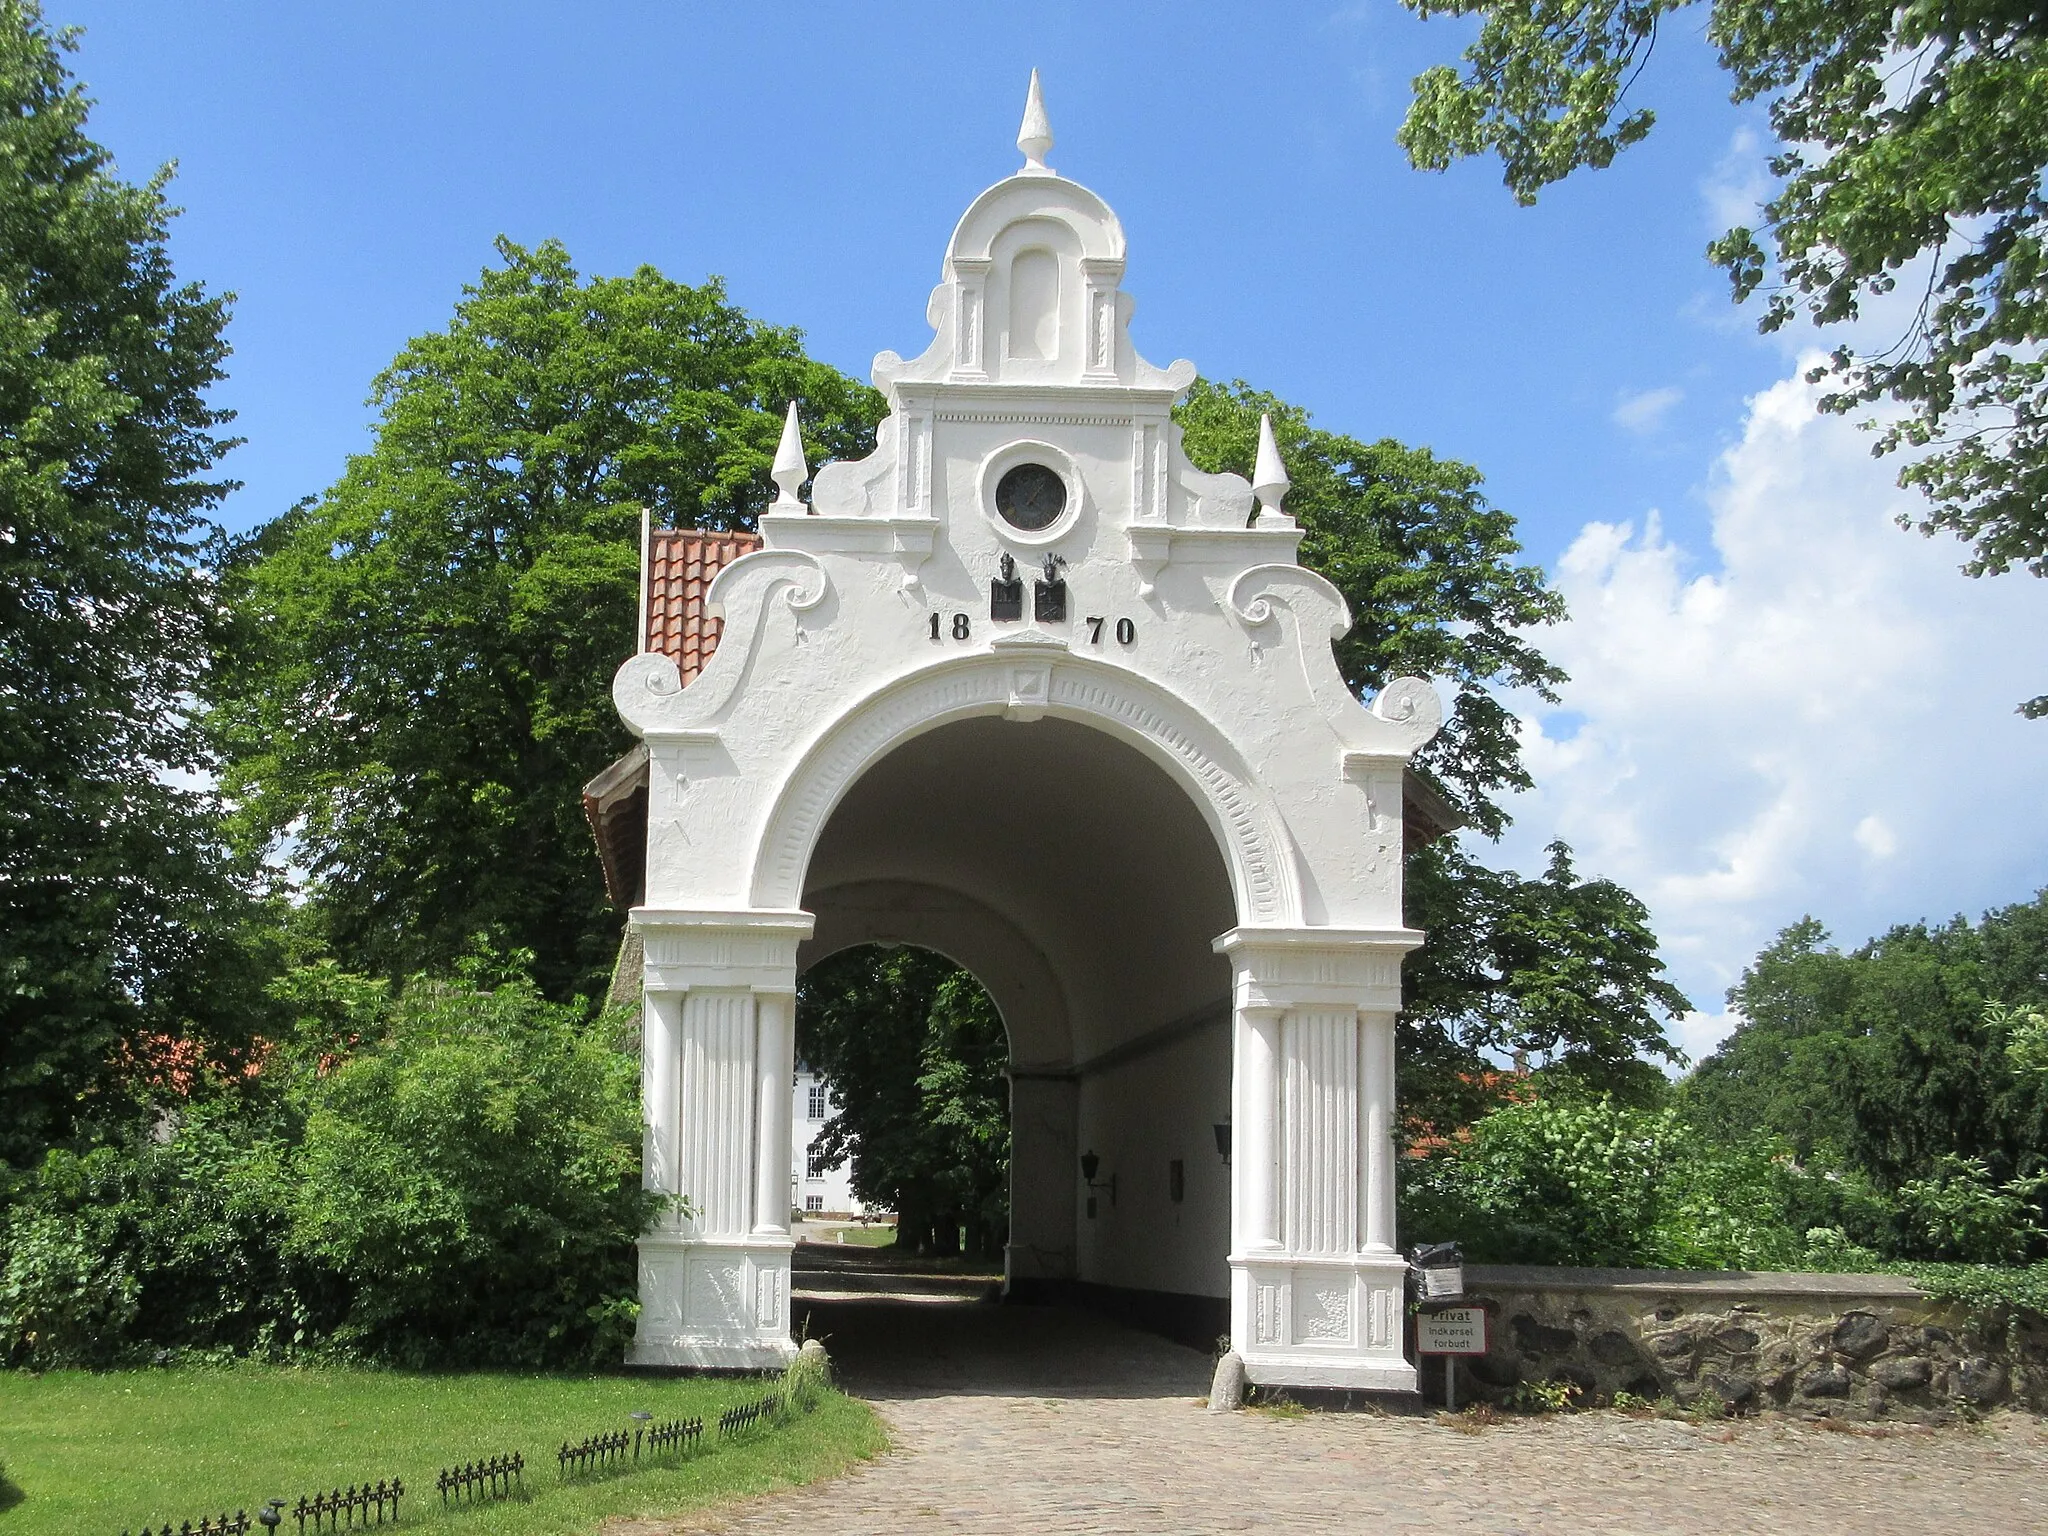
xmin=1218 ymin=927 xmax=1420 ymax=1391
xmin=627 ymin=909 xmax=810 ymax=1371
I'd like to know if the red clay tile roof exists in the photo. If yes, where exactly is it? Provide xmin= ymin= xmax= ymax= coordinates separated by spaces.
xmin=645 ymin=527 xmax=762 ymax=685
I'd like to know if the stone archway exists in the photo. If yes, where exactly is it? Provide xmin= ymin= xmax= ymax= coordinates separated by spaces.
xmin=595 ymin=80 xmax=1457 ymax=1389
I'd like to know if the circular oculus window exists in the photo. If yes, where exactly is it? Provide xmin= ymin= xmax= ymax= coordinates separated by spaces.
xmin=993 ymin=462 xmax=1068 ymax=532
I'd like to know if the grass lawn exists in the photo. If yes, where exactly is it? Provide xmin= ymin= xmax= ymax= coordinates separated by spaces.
xmin=0 ymin=1362 xmax=885 ymax=1534
xmin=807 ymin=1224 xmax=896 ymax=1248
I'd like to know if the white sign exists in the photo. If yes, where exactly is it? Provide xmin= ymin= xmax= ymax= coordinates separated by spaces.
xmin=1419 ymin=1263 xmax=1465 ymax=1300
xmin=1417 ymin=1306 xmax=1488 ymax=1355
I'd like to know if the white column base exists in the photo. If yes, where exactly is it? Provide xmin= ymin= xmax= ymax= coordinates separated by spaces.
xmin=1230 ymin=1250 xmax=1415 ymax=1391
xmin=629 ymin=1232 xmax=799 ymax=1371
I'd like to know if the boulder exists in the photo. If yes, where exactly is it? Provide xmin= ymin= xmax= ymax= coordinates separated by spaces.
xmin=1873 ymin=1356 xmax=1932 ymax=1391
xmin=1956 ymin=1357 xmax=2007 ymax=1406
xmin=1799 ymin=1362 xmax=1852 ymax=1399
xmin=1648 ymin=1329 xmax=1697 ymax=1360
xmin=1510 ymin=1314 xmax=1577 ymax=1357
xmin=1832 ymin=1311 xmax=1890 ymax=1360
xmin=1591 ymin=1329 xmax=1641 ymax=1366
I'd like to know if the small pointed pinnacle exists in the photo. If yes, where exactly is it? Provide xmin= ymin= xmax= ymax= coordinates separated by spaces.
xmin=1018 ymin=68 xmax=1053 ymax=174
xmin=771 ymin=401 xmax=808 ymax=510
xmin=1252 ymin=413 xmax=1291 ymax=519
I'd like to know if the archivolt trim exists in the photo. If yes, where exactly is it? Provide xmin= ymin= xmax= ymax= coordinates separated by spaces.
xmin=749 ymin=655 xmax=1300 ymax=925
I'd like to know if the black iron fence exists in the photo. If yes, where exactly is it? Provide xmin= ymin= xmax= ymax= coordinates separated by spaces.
xmin=123 ymin=1514 xmax=251 ymax=1536
xmin=289 ymin=1479 xmax=403 ymax=1532
xmin=642 ymin=1416 xmax=702 ymax=1458
xmin=436 ymin=1452 xmax=523 ymax=1506
xmin=556 ymin=1429 xmax=632 ymax=1480
xmin=717 ymin=1392 xmax=781 ymax=1437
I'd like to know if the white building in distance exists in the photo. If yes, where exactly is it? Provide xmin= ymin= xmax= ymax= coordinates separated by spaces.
xmin=791 ymin=1065 xmax=868 ymax=1219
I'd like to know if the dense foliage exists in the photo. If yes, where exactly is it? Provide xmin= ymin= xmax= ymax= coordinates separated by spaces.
xmin=1411 ymin=891 xmax=2048 ymax=1288
xmin=1398 ymin=0 xmax=2048 ymax=716
xmin=796 ymin=947 xmax=1010 ymax=1258
xmin=1401 ymin=1090 xmax=2048 ymax=1272
xmin=0 ymin=1 xmax=263 ymax=1166
xmin=1177 ymin=382 xmax=1689 ymax=1122
xmin=0 ymin=960 xmax=652 ymax=1369
xmin=1681 ymin=893 xmax=2048 ymax=1187
xmin=211 ymin=240 xmax=886 ymax=1000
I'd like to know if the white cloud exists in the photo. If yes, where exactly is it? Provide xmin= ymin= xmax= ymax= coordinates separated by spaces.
xmin=1613 ymin=385 xmax=1684 ymax=434
xmin=1491 ymin=357 xmax=2048 ymax=1057
xmin=1701 ymin=126 xmax=1771 ymax=235
xmin=1854 ymin=814 xmax=1898 ymax=861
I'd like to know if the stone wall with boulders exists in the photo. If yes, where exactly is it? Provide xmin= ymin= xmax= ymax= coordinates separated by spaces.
xmin=1439 ymin=1266 xmax=2045 ymax=1422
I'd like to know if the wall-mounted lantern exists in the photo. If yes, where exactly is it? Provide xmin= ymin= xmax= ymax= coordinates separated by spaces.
xmin=1080 ymin=1148 xmax=1117 ymax=1206
xmin=1213 ymin=1121 xmax=1232 ymax=1165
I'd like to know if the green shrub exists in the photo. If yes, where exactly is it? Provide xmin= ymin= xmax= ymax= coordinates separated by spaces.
xmin=1401 ymin=1091 xmax=2048 ymax=1285
xmin=0 ymin=959 xmax=658 ymax=1368
xmin=1399 ymin=1096 xmax=1807 ymax=1268
xmin=1892 ymin=1155 xmax=2047 ymax=1263
xmin=0 ymin=1107 xmax=307 ymax=1368
xmin=0 ymin=1200 xmax=139 ymax=1367
xmin=285 ymin=974 xmax=658 ymax=1366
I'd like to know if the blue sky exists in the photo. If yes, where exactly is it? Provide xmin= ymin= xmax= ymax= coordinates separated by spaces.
xmin=59 ymin=2 xmax=2048 ymax=1049
xmin=65 ymin=2 xmax=1770 ymax=554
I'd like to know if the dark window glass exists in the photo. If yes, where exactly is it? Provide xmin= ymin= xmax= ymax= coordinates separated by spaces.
xmin=994 ymin=463 xmax=1066 ymax=530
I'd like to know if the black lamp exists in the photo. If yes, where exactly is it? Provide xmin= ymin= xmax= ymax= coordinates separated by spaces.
xmin=1213 ymin=1122 xmax=1232 ymax=1164
xmin=1079 ymin=1149 xmax=1116 ymax=1205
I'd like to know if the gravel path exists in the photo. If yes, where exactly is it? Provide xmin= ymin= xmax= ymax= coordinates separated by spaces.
xmin=638 ymin=1283 xmax=2048 ymax=1535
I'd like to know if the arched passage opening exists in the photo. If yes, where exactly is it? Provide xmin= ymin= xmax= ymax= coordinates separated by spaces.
xmin=795 ymin=941 xmax=1013 ymax=1260
xmin=792 ymin=714 xmax=1240 ymax=1325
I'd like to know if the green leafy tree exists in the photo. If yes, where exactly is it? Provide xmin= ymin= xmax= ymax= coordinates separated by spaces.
xmin=1398 ymin=0 xmax=2048 ymax=715
xmin=1682 ymin=894 xmax=2048 ymax=1190
xmin=1399 ymin=1095 xmax=1811 ymax=1267
xmin=1404 ymin=841 xmax=1689 ymax=1127
xmin=0 ymin=3 xmax=260 ymax=1164
xmin=1176 ymin=381 xmax=1688 ymax=1120
xmin=796 ymin=946 xmax=1010 ymax=1259
xmin=214 ymin=239 xmax=885 ymax=999
xmin=1996 ymin=998 xmax=2048 ymax=1077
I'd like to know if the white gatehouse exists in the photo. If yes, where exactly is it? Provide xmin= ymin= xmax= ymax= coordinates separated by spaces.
xmin=596 ymin=75 xmax=1451 ymax=1391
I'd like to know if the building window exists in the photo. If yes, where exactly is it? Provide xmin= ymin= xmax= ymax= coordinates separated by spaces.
xmin=805 ymin=1195 xmax=824 ymax=1213
xmin=806 ymin=1149 xmax=829 ymax=1179
xmin=807 ymin=1083 xmax=828 ymax=1120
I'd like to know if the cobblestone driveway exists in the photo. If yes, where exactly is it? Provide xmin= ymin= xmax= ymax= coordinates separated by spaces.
xmin=656 ymin=1291 xmax=2048 ymax=1535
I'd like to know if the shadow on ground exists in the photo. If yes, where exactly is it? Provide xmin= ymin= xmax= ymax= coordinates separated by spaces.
xmin=789 ymin=1241 xmax=1212 ymax=1403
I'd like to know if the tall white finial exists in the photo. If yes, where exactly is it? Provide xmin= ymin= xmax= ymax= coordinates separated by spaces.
xmin=772 ymin=401 xmax=808 ymax=511
xmin=1252 ymin=413 xmax=1292 ymax=524
xmin=1018 ymin=68 xmax=1053 ymax=174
